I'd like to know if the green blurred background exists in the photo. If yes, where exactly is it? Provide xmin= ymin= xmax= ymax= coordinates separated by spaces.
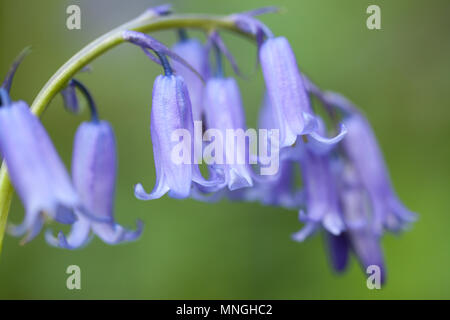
xmin=0 ymin=0 xmax=449 ymax=299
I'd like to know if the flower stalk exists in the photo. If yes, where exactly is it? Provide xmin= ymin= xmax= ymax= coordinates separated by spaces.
xmin=0 ymin=10 xmax=254 ymax=255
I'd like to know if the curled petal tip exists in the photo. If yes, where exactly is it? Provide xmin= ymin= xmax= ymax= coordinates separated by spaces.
xmin=292 ymin=222 xmax=318 ymax=242
xmin=8 ymin=212 xmax=44 ymax=244
xmin=323 ymin=214 xmax=345 ymax=236
xmin=44 ymin=229 xmax=59 ymax=247
xmin=120 ymin=219 xmax=144 ymax=243
xmin=55 ymin=230 xmax=91 ymax=250
xmin=307 ymin=123 xmax=347 ymax=155
xmin=134 ymin=182 xmax=169 ymax=200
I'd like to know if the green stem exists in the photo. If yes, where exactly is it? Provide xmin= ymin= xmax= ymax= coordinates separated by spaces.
xmin=0 ymin=10 xmax=252 ymax=256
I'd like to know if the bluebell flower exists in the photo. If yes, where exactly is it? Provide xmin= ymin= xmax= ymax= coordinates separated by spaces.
xmin=334 ymin=163 xmax=386 ymax=282
xmin=259 ymin=37 xmax=346 ymax=150
xmin=292 ymin=143 xmax=345 ymax=242
xmin=123 ymin=31 xmax=219 ymax=199
xmin=245 ymin=94 xmax=302 ymax=208
xmin=172 ymin=32 xmax=209 ymax=121
xmin=47 ymin=118 xmax=142 ymax=249
xmin=134 ymin=74 xmax=217 ymax=200
xmin=0 ymin=96 xmax=79 ymax=242
xmin=202 ymin=77 xmax=253 ymax=190
xmin=0 ymin=51 xmax=81 ymax=242
xmin=341 ymin=113 xmax=416 ymax=234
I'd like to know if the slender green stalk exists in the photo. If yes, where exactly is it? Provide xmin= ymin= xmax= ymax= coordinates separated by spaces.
xmin=0 ymin=10 xmax=251 ymax=256
xmin=0 ymin=167 xmax=13 ymax=254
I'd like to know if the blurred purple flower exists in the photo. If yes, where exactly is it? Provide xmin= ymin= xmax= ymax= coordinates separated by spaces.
xmin=325 ymin=233 xmax=350 ymax=273
xmin=292 ymin=143 xmax=345 ymax=242
xmin=46 ymin=120 xmax=142 ymax=249
xmin=202 ymin=77 xmax=253 ymax=191
xmin=0 ymin=100 xmax=79 ymax=242
xmin=336 ymin=163 xmax=387 ymax=282
xmin=342 ymin=114 xmax=416 ymax=234
xmin=60 ymin=80 xmax=79 ymax=113
xmin=248 ymin=94 xmax=303 ymax=208
xmin=251 ymin=160 xmax=303 ymax=208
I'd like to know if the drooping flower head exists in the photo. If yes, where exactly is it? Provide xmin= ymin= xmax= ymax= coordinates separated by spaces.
xmin=294 ymin=82 xmax=416 ymax=282
xmin=46 ymin=79 xmax=142 ymax=249
xmin=0 ymin=51 xmax=80 ymax=242
xmin=259 ymin=36 xmax=346 ymax=150
xmin=331 ymin=162 xmax=386 ymax=283
xmin=195 ymin=37 xmax=256 ymax=191
xmin=202 ymin=76 xmax=254 ymax=191
xmin=123 ymin=31 xmax=218 ymax=200
xmin=291 ymin=118 xmax=345 ymax=242
xmin=322 ymin=91 xmax=417 ymax=234
xmin=342 ymin=114 xmax=416 ymax=234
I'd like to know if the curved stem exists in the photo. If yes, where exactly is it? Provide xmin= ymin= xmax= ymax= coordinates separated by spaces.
xmin=0 ymin=10 xmax=252 ymax=255
xmin=31 ymin=13 xmax=249 ymax=116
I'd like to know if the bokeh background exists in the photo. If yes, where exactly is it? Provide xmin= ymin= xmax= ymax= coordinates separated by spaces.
xmin=0 ymin=0 xmax=449 ymax=299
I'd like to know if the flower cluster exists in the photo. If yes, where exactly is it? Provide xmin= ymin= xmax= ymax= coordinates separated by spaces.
xmin=0 ymin=6 xmax=416 ymax=281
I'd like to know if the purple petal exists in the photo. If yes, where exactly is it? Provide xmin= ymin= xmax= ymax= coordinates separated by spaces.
xmin=306 ymin=123 xmax=347 ymax=155
xmin=46 ymin=216 xmax=91 ymax=250
xmin=349 ymin=228 xmax=386 ymax=284
xmin=92 ymin=219 xmax=143 ymax=244
xmin=326 ymin=233 xmax=350 ymax=273
xmin=292 ymin=219 xmax=319 ymax=242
